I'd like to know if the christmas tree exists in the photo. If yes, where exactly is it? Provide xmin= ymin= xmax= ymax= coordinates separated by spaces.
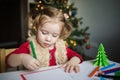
xmin=93 ymin=43 xmax=110 ymax=66
xmin=29 ymin=0 xmax=90 ymax=56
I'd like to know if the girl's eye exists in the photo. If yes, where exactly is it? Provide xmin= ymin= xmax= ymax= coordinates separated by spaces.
xmin=52 ymin=34 xmax=58 ymax=37
xmin=42 ymin=31 xmax=48 ymax=35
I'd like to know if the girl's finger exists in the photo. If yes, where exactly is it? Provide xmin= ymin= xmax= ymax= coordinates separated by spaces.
xmin=26 ymin=65 xmax=35 ymax=70
xmin=69 ymin=65 xmax=74 ymax=73
xmin=32 ymin=63 xmax=40 ymax=70
xmin=65 ymin=64 xmax=70 ymax=73
xmin=29 ymin=61 xmax=40 ymax=70
xmin=34 ymin=60 xmax=40 ymax=67
xmin=60 ymin=64 xmax=66 ymax=68
xmin=74 ymin=65 xmax=80 ymax=73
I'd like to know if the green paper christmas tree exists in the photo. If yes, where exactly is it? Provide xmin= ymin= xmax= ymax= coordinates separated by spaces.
xmin=93 ymin=43 xmax=110 ymax=66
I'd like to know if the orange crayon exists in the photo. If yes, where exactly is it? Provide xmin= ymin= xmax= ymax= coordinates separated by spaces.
xmin=89 ymin=66 xmax=100 ymax=78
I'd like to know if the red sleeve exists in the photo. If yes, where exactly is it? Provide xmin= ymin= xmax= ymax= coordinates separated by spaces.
xmin=5 ymin=41 xmax=30 ymax=66
xmin=66 ymin=47 xmax=83 ymax=63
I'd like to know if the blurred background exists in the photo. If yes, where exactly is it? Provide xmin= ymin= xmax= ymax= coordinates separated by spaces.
xmin=0 ymin=0 xmax=120 ymax=63
xmin=71 ymin=0 xmax=120 ymax=63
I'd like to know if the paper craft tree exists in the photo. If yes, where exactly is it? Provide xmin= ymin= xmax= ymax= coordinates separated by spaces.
xmin=93 ymin=43 xmax=110 ymax=66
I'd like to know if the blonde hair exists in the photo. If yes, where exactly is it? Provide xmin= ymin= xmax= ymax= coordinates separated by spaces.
xmin=32 ymin=6 xmax=72 ymax=39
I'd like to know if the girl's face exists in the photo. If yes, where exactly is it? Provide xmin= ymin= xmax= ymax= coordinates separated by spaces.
xmin=36 ymin=22 xmax=62 ymax=49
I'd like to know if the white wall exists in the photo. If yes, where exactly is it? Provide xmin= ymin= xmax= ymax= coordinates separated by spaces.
xmin=70 ymin=0 xmax=120 ymax=63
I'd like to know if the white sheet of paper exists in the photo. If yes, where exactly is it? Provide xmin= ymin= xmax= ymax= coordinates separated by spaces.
xmin=22 ymin=60 xmax=116 ymax=80
xmin=22 ymin=61 xmax=98 ymax=80
xmin=24 ymin=68 xmax=74 ymax=80
xmin=0 ymin=60 xmax=118 ymax=80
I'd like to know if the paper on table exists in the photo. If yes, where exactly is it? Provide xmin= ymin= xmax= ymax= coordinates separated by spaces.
xmin=21 ymin=60 xmax=116 ymax=80
xmin=21 ymin=61 xmax=97 ymax=80
xmin=21 ymin=67 xmax=74 ymax=80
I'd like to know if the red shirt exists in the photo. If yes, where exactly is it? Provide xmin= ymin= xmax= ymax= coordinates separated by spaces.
xmin=6 ymin=41 xmax=83 ymax=66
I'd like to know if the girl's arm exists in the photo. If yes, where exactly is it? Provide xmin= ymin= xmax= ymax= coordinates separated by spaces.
xmin=66 ymin=47 xmax=83 ymax=63
xmin=7 ymin=53 xmax=24 ymax=67
xmin=6 ymin=41 xmax=30 ymax=67
xmin=6 ymin=41 xmax=40 ymax=70
xmin=7 ymin=53 xmax=40 ymax=70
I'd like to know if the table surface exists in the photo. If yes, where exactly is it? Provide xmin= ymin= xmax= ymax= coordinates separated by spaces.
xmin=0 ymin=60 xmax=120 ymax=80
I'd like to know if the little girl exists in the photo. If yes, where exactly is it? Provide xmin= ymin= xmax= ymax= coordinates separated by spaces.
xmin=6 ymin=6 xmax=83 ymax=73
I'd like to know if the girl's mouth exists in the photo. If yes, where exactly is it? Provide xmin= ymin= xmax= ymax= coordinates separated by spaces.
xmin=44 ymin=43 xmax=50 ymax=47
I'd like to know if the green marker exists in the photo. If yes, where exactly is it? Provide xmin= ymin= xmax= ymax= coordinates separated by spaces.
xmin=30 ymin=41 xmax=37 ymax=59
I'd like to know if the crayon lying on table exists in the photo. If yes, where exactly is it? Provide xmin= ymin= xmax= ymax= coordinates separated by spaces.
xmin=102 ymin=67 xmax=120 ymax=74
xmin=100 ymin=63 xmax=116 ymax=71
xmin=100 ymin=76 xmax=105 ymax=80
xmin=98 ymin=74 xmax=120 ymax=79
xmin=89 ymin=66 xmax=100 ymax=78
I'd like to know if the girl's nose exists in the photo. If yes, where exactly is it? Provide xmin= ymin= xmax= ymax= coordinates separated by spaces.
xmin=45 ymin=35 xmax=52 ymax=42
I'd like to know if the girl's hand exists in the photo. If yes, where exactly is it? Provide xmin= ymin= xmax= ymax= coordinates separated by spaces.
xmin=22 ymin=54 xmax=40 ymax=70
xmin=61 ymin=56 xmax=81 ymax=73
